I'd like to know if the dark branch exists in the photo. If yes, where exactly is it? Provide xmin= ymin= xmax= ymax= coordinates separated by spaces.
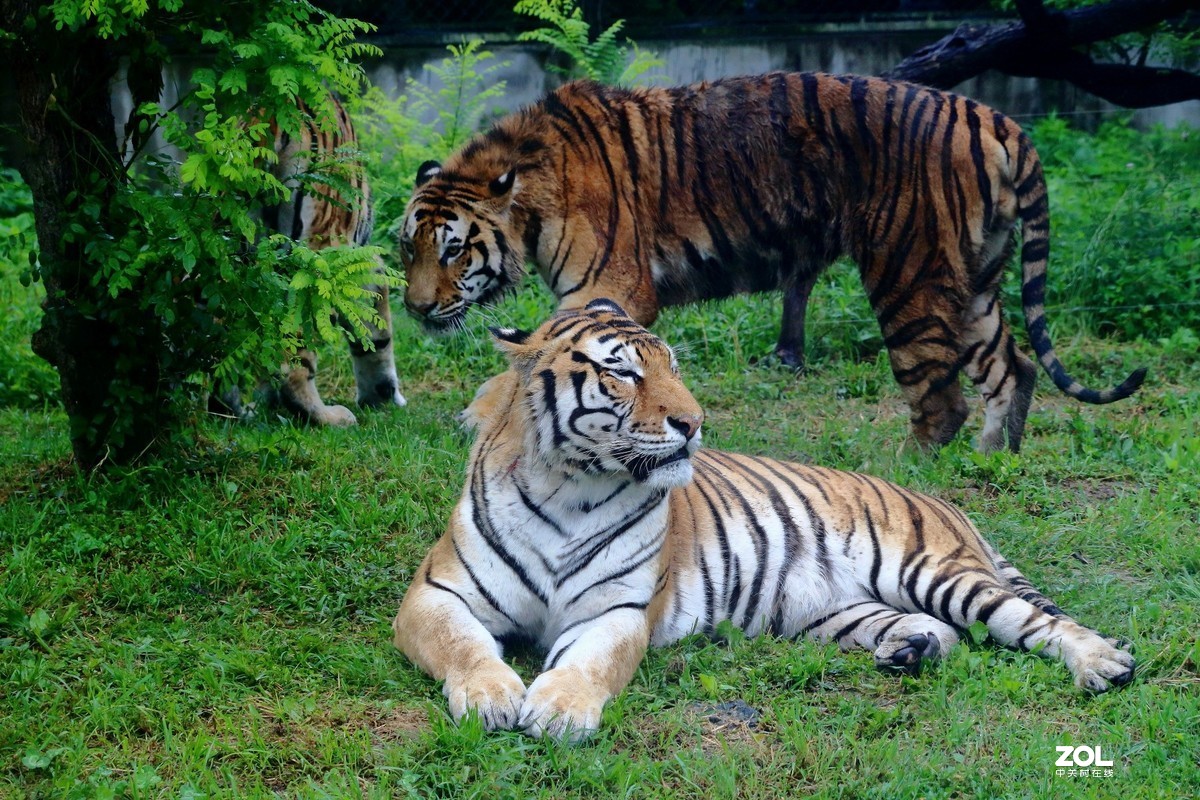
xmin=1013 ymin=0 xmax=1055 ymax=34
xmin=1006 ymin=53 xmax=1200 ymax=108
xmin=885 ymin=0 xmax=1198 ymax=106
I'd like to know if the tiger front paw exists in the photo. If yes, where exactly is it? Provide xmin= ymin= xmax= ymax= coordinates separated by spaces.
xmin=444 ymin=662 xmax=527 ymax=730
xmin=314 ymin=404 xmax=358 ymax=427
xmin=518 ymin=668 xmax=606 ymax=743
xmin=875 ymin=631 xmax=942 ymax=675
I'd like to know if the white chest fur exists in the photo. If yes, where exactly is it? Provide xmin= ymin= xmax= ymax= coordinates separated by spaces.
xmin=456 ymin=464 xmax=669 ymax=648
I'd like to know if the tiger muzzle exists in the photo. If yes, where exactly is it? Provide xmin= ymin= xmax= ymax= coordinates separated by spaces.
xmin=624 ymin=445 xmax=693 ymax=483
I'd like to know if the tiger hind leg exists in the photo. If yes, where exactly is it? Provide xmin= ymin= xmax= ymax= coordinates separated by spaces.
xmin=880 ymin=310 xmax=971 ymax=447
xmin=953 ymin=576 xmax=1134 ymax=692
xmin=961 ymin=291 xmax=1037 ymax=453
xmin=799 ymin=601 xmax=961 ymax=675
xmin=775 ymin=273 xmax=819 ymax=369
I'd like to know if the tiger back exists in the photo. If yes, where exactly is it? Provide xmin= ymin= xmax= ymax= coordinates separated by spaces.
xmin=398 ymin=73 xmax=1144 ymax=453
xmin=391 ymin=299 xmax=1134 ymax=742
xmin=254 ymin=96 xmax=405 ymax=425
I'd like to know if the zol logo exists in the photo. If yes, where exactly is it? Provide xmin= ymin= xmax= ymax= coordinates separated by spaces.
xmin=1055 ymin=745 xmax=1116 ymax=779
xmin=1056 ymin=745 xmax=1114 ymax=767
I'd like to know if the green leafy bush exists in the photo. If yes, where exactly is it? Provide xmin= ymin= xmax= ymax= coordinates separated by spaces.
xmin=1021 ymin=117 xmax=1200 ymax=341
xmin=352 ymin=40 xmax=509 ymax=248
xmin=0 ymin=168 xmax=58 ymax=408
xmin=515 ymin=0 xmax=662 ymax=85
xmin=10 ymin=1 xmax=394 ymax=466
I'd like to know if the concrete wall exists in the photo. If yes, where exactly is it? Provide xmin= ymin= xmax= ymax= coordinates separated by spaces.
xmin=365 ymin=26 xmax=1199 ymax=131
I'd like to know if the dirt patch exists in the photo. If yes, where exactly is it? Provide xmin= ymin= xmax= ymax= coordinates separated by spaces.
xmin=370 ymin=705 xmax=431 ymax=742
xmin=0 ymin=456 xmax=76 ymax=504
xmin=1059 ymin=478 xmax=1139 ymax=505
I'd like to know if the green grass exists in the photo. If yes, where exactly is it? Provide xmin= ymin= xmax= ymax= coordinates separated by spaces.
xmin=2 ymin=275 xmax=1199 ymax=799
xmin=2 ymin=116 xmax=1197 ymax=798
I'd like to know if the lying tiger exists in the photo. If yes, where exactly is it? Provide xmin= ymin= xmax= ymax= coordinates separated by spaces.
xmin=391 ymin=299 xmax=1134 ymax=742
xmin=398 ymin=72 xmax=1146 ymax=453
xmin=216 ymin=95 xmax=405 ymax=425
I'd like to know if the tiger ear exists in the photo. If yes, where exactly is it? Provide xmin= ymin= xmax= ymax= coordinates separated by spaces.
xmin=489 ymin=325 xmax=535 ymax=359
xmin=415 ymin=160 xmax=442 ymax=186
xmin=585 ymin=298 xmax=629 ymax=317
xmin=488 ymin=168 xmax=516 ymax=198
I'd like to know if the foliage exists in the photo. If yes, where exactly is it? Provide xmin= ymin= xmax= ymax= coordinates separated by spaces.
xmin=0 ymin=168 xmax=58 ymax=408
xmin=9 ymin=0 xmax=393 ymax=463
xmin=515 ymin=0 xmax=662 ymax=86
xmin=1017 ymin=117 xmax=1200 ymax=341
xmin=352 ymin=40 xmax=509 ymax=248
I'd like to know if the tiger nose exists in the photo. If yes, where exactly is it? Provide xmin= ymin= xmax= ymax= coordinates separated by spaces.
xmin=667 ymin=414 xmax=703 ymax=440
xmin=405 ymin=298 xmax=436 ymax=318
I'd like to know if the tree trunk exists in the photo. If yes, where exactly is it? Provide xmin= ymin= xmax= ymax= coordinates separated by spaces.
xmin=6 ymin=4 xmax=164 ymax=469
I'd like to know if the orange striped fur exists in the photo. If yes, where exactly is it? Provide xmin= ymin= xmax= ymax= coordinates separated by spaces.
xmin=260 ymin=97 xmax=405 ymax=424
xmin=399 ymin=73 xmax=1144 ymax=452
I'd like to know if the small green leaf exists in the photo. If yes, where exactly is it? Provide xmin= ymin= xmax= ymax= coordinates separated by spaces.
xmin=21 ymin=746 xmax=64 ymax=770
xmin=28 ymin=608 xmax=51 ymax=636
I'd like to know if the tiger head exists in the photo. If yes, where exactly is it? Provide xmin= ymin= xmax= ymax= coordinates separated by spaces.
xmin=399 ymin=158 xmax=526 ymax=331
xmin=489 ymin=299 xmax=704 ymax=490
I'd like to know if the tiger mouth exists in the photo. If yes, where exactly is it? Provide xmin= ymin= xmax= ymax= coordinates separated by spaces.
xmin=419 ymin=312 xmax=465 ymax=334
xmin=626 ymin=446 xmax=692 ymax=482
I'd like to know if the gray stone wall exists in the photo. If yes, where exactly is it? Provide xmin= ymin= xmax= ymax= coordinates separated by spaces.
xmin=365 ymin=27 xmax=1199 ymax=131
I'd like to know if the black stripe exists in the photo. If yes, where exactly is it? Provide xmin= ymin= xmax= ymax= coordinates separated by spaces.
xmin=553 ymin=600 xmax=650 ymax=644
xmin=871 ymin=613 xmax=904 ymax=644
xmin=542 ymin=91 xmax=588 ymax=146
xmin=671 ymin=93 xmax=689 ymax=184
xmin=691 ymin=473 xmax=735 ymax=607
xmin=515 ymin=482 xmax=567 ymax=537
xmin=975 ymin=594 xmax=1009 ymax=624
xmin=448 ymin=539 xmax=519 ymax=627
xmin=557 ymin=493 xmax=668 ymax=584
xmin=563 ymin=540 xmax=663 ymax=608
xmin=800 ymin=601 xmax=875 ymax=636
xmin=424 ymin=570 xmax=472 ymax=611
xmin=469 ymin=458 xmax=550 ymax=606
xmin=558 ymin=107 xmax=621 ymax=296
xmin=694 ymin=459 xmax=771 ymax=629
xmin=1017 ymin=196 xmax=1048 ymax=222
xmin=965 ymin=99 xmax=994 ymax=227
xmin=830 ymin=608 xmax=890 ymax=644
xmin=938 ymin=573 xmax=969 ymax=622
xmin=656 ymin=114 xmax=671 ymax=219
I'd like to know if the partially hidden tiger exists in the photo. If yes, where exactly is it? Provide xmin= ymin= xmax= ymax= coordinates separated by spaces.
xmin=391 ymin=299 xmax=1135 ymax=743
xmin=215 ymin=95 xmax=405 ymax=426
xmin=398 ymin=72 xmax=1145 ymax=453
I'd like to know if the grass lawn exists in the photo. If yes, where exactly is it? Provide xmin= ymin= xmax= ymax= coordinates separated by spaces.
xmin=1 ymin=276 xmax=1198 ymax=799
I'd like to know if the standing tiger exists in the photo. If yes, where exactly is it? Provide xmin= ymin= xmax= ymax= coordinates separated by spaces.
xmin=391 ymin=299 xmax=1134 ymax=742
xmin=398 ymin=73 xmax=1145 ymax=452
xmin=229 ymin=96 xmax=405 ymax=425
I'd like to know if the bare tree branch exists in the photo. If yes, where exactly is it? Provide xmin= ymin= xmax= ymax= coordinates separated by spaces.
xmin=885 ymin=0 xmax=1199 ymax=108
